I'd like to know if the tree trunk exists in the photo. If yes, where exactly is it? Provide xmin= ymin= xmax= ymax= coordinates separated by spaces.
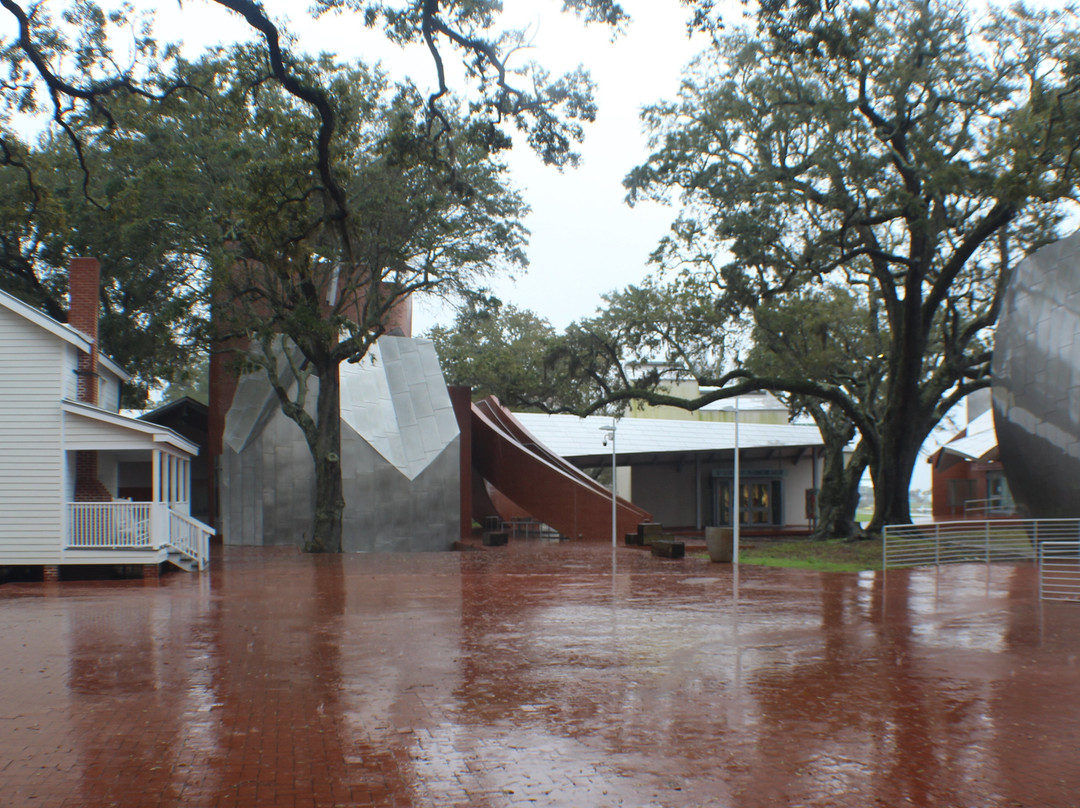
xmin=865 ymin=422 xmax=926 ymax=536
xmin=308 ymin=363 xmax=344 ymax=553
xmin=805 ymin=406 xmax=866 ymax=540
xmin=813 ymin=440 xmax=869 ymax=540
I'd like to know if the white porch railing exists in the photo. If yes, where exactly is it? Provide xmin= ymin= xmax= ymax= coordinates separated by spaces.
xmin=883 ymin=518 xmax=1080 ymax=570
xmin=69 ymin=502 xmax=153 ymax=548
xmin=67 ymin=502 xmax=213 ymax=570
xmin=168 ymin=509 xmax=211 ymax=570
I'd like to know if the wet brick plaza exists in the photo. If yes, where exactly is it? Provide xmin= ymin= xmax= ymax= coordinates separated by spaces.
xmin=2 ymin=541 xmax=1079 ymax=807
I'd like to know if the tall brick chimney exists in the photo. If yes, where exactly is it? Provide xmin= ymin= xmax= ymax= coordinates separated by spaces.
xmin=69 ymin=257 xmax=101 ymax=405
xmin=69 ymin=257 xmax=111 ymax=502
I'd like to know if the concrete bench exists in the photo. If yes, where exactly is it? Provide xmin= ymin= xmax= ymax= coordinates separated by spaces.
xmin=482 ymin=531 xmax=509 ymax=546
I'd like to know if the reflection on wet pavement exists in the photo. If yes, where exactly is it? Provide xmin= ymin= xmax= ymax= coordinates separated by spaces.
xmin=2 ymin=542 xmax=1079 ymax=807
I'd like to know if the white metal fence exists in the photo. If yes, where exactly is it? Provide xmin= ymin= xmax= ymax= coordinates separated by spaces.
xmin=962 ymin=497 xmax=1014 ymax=518
xmin=883 ymin=518 xmax=1080 ymax=569
xmin=1039 ymin=541 xmax=1080 ymax=602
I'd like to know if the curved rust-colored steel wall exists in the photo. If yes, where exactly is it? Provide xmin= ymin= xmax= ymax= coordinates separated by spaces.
xmin=470 ymin=397 xmax=650 ymax=541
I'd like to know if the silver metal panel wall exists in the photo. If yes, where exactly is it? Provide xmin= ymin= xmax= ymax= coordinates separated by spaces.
xmin=992 ymin=230 xmax=1080 ymax=517
xmin=220 ymin=336 xmax=460 ymax=549
xmin=340 ymin=433 xmax=459 ymax=552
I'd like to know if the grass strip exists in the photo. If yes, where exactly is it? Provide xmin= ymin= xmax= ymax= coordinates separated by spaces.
xmin=735 ymin=538 xmax=883 ymax=572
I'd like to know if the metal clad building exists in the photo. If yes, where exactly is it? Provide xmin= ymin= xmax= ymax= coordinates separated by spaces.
xmin=220 ymin=337 xmax=460 ymax=550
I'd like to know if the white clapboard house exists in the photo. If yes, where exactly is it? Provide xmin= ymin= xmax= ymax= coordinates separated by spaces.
xmin=0 ymin=258 xmax=213 ymax=577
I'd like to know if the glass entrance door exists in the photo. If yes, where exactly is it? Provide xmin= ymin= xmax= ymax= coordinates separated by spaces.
xmin=715 ymin=479 xmax=783 ymax=526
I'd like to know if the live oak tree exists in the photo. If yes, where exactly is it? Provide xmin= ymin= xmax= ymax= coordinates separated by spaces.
xmin=1 ymin=0 xmax=627 ymax=551
xmin=214 ymin=55 xmax=528 ymax=553
xmin=621 ymin=0 xmax=1080 ymax=534
xmin=746 ymin=287 xmax=882 ymax=538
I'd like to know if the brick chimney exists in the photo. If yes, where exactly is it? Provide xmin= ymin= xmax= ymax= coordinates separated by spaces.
xmin=69 ymin=257 xmax=101 ymax=406
xmin=69 ymin=257 xmax=111 ymax=502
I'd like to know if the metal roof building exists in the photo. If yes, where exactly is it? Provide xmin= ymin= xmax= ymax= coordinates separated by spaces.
xmin=512 ymin=412 xmax=825 ymax=532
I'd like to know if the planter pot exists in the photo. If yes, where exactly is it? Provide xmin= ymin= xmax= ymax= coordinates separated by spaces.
xmin=705 ymin=527 xmax=734 ymax=563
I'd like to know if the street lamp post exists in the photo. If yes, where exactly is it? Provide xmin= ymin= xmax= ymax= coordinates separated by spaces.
xmin=600 ymin=420 xmax=617 ymax=549
xmin=733 ymin=396 xmax=740 ymax=566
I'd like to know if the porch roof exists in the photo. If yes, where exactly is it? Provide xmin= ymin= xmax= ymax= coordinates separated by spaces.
xmin=62 ymin=399 xmax=200 ymax=455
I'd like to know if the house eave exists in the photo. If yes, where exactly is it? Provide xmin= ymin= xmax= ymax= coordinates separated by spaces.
xmin=1 ymin=288 xmax=131 ymax=382
xmin=61 ymin=399 xmax=200 ymax=455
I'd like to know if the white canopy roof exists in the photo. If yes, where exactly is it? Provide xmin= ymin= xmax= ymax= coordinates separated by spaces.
xmin=512 ymin=412 xmax=822 ymax=465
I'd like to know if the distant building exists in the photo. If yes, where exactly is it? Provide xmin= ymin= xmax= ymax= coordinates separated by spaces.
xmin=514 ymin=410 xmax=824 ymax=533
xmin=628 ymin=377 xmax=792 ymax=425
xmin=928 ymin=391 xmax=1013 ymax=519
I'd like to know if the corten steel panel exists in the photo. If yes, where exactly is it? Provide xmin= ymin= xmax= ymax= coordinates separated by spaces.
xmin=476 ymin=398 xmax=649 ymax=518
xmin=992 ymin=230 xmax=1080 ymax=517
xmin=470 ymin=397 xmax=650 ymax=541
xmin=448 ymin=386 xmax=474 ymax=538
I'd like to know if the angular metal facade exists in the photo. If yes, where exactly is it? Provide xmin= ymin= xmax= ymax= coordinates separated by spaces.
xmin=992 ymin=230 xmax=1080 ymax=517
xmin=220 ymin=336 xmax=460 ymax=550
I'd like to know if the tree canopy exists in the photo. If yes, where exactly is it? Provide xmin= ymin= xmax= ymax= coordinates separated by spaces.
xmin=429 ymin=299 xmax=558 ymax=406
xmin=616 ymin=0 xmax=1080 ymax=534
xmin=0 ymin=104 xmax=218 ymax=403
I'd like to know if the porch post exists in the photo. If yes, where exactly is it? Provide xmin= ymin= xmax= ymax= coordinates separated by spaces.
xmin=151 ymin=449 xmax=161 ymax=504
xmin=167 ymin=453 xmax=173 ymax=504
xmin=151 ymin=448 xmax=164 ymax=548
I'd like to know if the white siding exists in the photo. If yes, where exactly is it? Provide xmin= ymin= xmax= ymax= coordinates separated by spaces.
xmin=98 ymin=368 xmax=122 ymax=412
xmin=783 ymin=453 xmax=821 ymax=528
xmin=63 ymin=344 xmax=79 ymax=400
xmin=0 ymin=306 xmax=65 ymax=563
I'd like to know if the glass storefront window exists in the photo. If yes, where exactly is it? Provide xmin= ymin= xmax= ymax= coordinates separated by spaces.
xmin=716 ymin=479 xmax=783 ymax=526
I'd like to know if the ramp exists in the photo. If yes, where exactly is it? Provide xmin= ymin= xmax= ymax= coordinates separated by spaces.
xmin=471 ymin=397 xmax=650 ymax=541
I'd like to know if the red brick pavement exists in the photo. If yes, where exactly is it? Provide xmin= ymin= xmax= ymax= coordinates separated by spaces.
xmin=2 ymin=542 xmax=1079 ymax=807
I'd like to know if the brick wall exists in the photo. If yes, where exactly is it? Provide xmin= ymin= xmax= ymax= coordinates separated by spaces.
xmin=69 ymin=258 xmax=111 ymax=501
xmin=68 ymin=257 xmax=100 ymax=406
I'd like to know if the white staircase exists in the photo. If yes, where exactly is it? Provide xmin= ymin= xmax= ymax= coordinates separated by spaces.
xmin=166 ymin=547 xmax=200 ymax=572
